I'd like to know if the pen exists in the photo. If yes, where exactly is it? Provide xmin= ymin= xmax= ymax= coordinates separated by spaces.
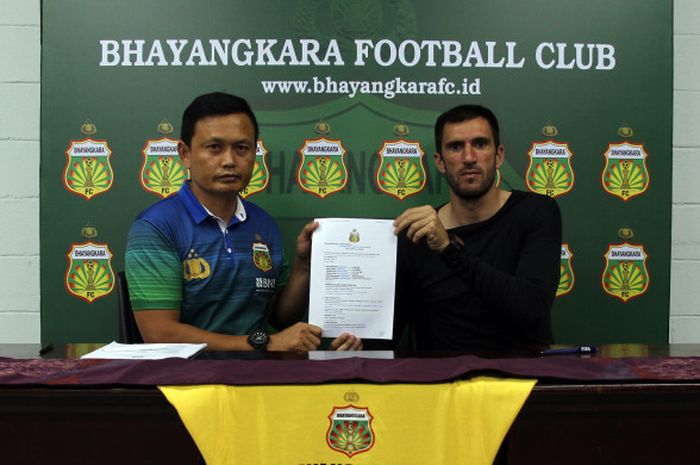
xmin=540 ymin=345 xmax=597 ymax=356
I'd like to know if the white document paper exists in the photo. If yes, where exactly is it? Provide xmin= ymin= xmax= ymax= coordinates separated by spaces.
xmin=80 ymin=341 xmax=207 ymax=360
xmin=309 ymin=218 xmax=397 ymax=339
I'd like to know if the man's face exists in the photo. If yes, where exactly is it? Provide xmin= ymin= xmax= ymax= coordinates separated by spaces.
xmin=178 ymin=113 xmax=256 ymax=199
xmin=435 ymin=117 xmax=504 ymax=200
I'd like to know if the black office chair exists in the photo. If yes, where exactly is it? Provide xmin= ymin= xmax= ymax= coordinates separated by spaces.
xmin=117 ymin=271 xmax=144 ymax=343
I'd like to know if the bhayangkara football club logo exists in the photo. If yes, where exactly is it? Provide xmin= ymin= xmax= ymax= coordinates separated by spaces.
xmin=63 ymin=139 xmax=114 ymax=199
xmin=140 ymin=138 xmax=187 ymax=198
xmin=376 ymin=140 xmax=426 ymax=200
xmin=327 ymin=406 xmax=375 ymax=457
xmin=252 ymin=242 xmax=272 ymax=272
xmin=65 ymin=242 xmax=115 ymax=303
xmin=240 ymin=141 xmax=270 ymax=198
xmin=525 ymin=141 xmax=574 ymax=198
xmin=297 ymin=138 xmax=348 ymax=199
xmin=557 ymin=243 xmax=574 ymax=297
xmin=602 ymin=142 xmax=650 ymax=201
xmin=602 ymin=243 xmax=649 ymax=303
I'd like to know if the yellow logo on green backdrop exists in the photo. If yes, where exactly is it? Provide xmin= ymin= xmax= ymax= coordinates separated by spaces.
xmin=65 ymin=242 xmax=115 ymax=303
xmin=140 ymin=138 xmax=187 ymax=198
xmin=602 ymin=142 xmax=649 ymax=201
xmin=63 ymin=139 xmax=114 ymax=199
xmin=376 ymin=140 xmax=426 ymax=200
xmin=240 ymin=141 xmax=270 ymax=198
xmin=525 ymin=141 xmax=574 ymax=198
xmin=602 ymin=243 xmax=649 ymax=303
xmin=297 ymin=138 xmax=348 ymax=199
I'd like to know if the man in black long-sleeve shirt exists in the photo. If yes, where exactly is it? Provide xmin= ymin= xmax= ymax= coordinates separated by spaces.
xmin=393 ymin=105 xmax=562 ymax=351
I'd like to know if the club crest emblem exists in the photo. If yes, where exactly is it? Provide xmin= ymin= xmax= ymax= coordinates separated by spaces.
xmin=252 ymin=242 xmax=272 ymax=272
xmin=297 ymin=138 xmax=348 ymax=199
xmin=240 ymin=141 xmax=270 ymax=198
xmin=602 ymin=142 xmax=650 ymax=201
xmin=602 ymin=243 xmax=649 ymax=302
xmin=376 ymin=140 xmax=427 ymax=200
xmin=63 ymin=139 xmax=114 ymax=199
xmin=557 ymin=244 xmax=574 ymax=297
xmin=326 ymin=406 xmax=375 ymax=457
xmin=525 ymin=141 xmax=574 ymax=198
xmin=140 ymin=138 xmax=187 ymax=198
xmin=65 ymin=242 xmax=115 ymax=303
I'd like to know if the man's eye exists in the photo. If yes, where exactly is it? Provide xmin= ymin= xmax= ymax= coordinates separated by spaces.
xmin=207 ymin=144 xmax=221 ymax=151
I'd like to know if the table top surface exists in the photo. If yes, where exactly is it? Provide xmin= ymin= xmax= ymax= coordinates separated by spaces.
xmin=3 ymin=343 xmax=700 ymax=360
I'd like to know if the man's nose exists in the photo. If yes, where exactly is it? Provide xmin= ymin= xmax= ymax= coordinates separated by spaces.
xmin=221 ymin=146 xmax=236 ymax=166
xmin=462 ymin=144 xmax=477 ymax=163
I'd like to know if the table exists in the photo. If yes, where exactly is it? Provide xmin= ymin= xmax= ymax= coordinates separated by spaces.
xmin=2 ymin=344 xmax=700 ymax=465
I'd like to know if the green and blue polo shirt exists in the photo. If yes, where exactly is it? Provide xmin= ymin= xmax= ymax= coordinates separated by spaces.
xmin=125 ymin=181 xmax=289 ymax=335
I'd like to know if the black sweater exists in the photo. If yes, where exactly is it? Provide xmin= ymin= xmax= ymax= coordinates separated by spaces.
xmin=395 ymin=190 xmax=562 ymax=351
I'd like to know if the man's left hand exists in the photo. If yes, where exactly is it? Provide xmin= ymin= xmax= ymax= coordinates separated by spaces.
xmin=294 ymin=221 xmax=320 ymax=264
xmin=329 ymin=332 xmax=363 ymax=351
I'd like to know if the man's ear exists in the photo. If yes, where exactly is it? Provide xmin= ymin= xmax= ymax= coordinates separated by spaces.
xmin=433 ymin=152 xmax=446 ymax=174
xmin=178 ymin=140 xmax=191 ymax=169
xmin=495 ymin=144 xmax=505 ymax=169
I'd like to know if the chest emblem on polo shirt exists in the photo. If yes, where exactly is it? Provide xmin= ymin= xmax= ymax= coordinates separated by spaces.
xmin=183 ymin=249 xmax=210 ymax=280
xmin=326 ymin=405 xmax=375 ymax=457
xmin=252 ymin=242 xmax=272 ymax=272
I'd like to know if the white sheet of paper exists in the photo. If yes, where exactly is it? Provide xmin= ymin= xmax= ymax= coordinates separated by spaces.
xmin=80 ymin=341 xmax=207 ymax=359
xmin=308 ymin=218 xmax=397 ymax=339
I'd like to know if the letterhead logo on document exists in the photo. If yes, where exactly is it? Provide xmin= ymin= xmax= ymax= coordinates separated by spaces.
xmin=326 ymin=405 xmax=375 ymax=457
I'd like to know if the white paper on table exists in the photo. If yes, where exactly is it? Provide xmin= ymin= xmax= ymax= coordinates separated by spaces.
xmin=308 ymin=218 xmax=397 ymax=340
xmin=80 ymin=341 xmax=207 ymax=360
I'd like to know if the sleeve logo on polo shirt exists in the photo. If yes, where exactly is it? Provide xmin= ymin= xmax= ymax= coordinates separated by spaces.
xmin=183 ymin=249 xmax=211 ymax=280
xmin=252 ymin=242 xmax=273 ymax=272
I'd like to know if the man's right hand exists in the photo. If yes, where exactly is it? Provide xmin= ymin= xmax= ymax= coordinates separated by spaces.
xmin=394 ymin=205 xmax=450 ymax=252
xmin=268 ymin=322 xmax=322 ymax=352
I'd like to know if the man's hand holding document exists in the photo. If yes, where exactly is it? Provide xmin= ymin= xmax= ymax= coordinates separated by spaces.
xmin=308 ymin=218 xmax=397 ymax=340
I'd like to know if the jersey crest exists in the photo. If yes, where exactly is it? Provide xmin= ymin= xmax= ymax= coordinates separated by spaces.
xmin=240 ymin=141 xmax=270 ymax=198
xmin=65 ymin=242 xmax=115 ymax=303
xmin=525 ymin=140 xmax=574 ymax=198
xmin=140 ymin=137 xmax=187 ymax=198
xmin=63 ymin=139 xmax=114 ymax=199
xmin=252 ymin=242 xmax=273 ymax=272
xmin=602 ymin=142 xmax=650 ymax=201
xmin=297 ymin=138 xmax=348 ymax=199
xmin=375 ymin=140 xmax=427 ymax=200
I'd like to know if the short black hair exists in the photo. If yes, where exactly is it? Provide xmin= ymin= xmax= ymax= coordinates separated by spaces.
xmin=180 ymin=92 xmax=259 ymax=146
xmin=434 ymin=104 xmax=500 ymax=154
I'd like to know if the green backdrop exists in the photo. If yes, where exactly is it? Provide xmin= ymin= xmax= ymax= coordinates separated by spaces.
xmin=41 ymin=0 xmax=672 ymax=345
